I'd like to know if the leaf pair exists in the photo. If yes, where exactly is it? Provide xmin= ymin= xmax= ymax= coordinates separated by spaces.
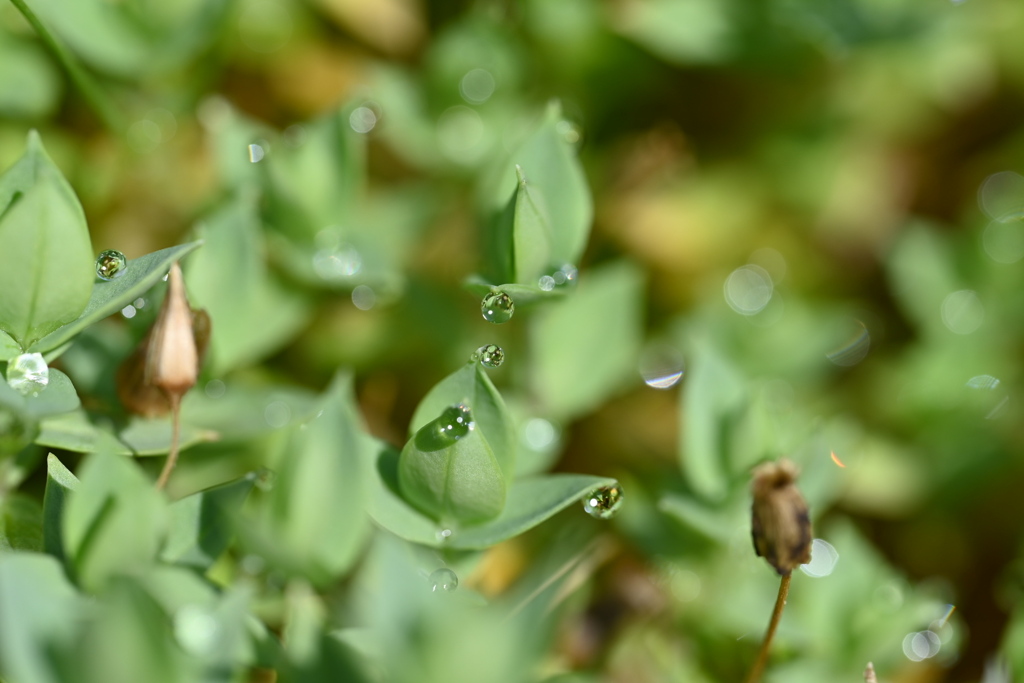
xmin=476 ymin=102 xmax=592 ymax=297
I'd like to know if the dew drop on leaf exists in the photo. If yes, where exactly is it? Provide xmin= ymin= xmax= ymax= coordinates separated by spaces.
xmin=429 ymin=567 xmax=459 ymax=592
xmin=95 ymin=249 xmax=127 ymax=280
xmin=431 ymin=404 xmax=474 ymax=446
xmin=481 ymin=291 xmax=514 ymax=324
xmin=248 ymin=143 xmax=265 ymax=163
xmin=6 ymin=352 xmax=49 ymax=397
xmin=476 ymin=344 xmax=505 ymax=368
xmin=538 ymin=275 xmax=556 ymax=291
xmin=583 ymin=484 xmax=624 ymax=519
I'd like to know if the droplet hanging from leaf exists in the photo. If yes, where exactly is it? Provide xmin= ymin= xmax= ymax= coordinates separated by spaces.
xmin=481 ymin=291 xmax=514 ymax=324
xmin=95 ymin=250 xmax=128 ymax=280
xmin=582 ymin=484 xmax=624 ymax=519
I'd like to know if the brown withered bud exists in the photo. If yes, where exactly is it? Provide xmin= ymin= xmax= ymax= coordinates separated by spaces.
xmin=117 ymin=263 xmax=208 ymax=416
xmin=750 ymin=459 xmax=812 ymax=576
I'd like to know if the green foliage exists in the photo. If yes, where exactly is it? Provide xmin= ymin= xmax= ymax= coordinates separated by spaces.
xmin=1 ymin=0 xmax=1022 ymax=680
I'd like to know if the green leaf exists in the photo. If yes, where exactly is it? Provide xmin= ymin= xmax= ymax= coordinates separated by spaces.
xmin=464 ymin=276 xmax=568 ymax=307
xmin=409 ymin=361 xmax=516 ymax=480
xmin=0 ymin=330 xmax=20 ymax=361
xmin=370 ymin=443 xmax=615 ymax=549
xmin=185 ymin=191 xmax=311 ymax=375
xmin=260 ymin=373 xmax=370 ymax=584
xmin=36 ymin=409 xmax=217 ymax=456
xmin=0 ymin=368 xmax=80 ymax=419
xmin=0 ymin=494 xmax=43 ymax=551
xmin=265 ymin=103 xmax=367 ymax=241
xmin=64 ymin=452 xmax=167 ymax=591
xmin=0 ymin=553 xmax=83 ymax=683
xmin=483 ymin=102 xmax=592 ymax=266
xmin=679 ymin=339 xmax=746 ymax=501
xmin=0 ymin=35 xmax=62 ymax=118
xmin=529 ymin=261 xmax=645 ymax=420
xmin=398 ymin=411 xmax=506 ymax=525
xmin=511 ymin=165 xmax=554 ymax=284
xmin=30 ymin=242 xmax=203 ymax=355
xmin=179 ymin=381 xmax=318 ymax=441
xmin=43 ymin=453 xmax=78 ymax=563
xmin=161 ymin=475 xmax=254 ymax=570
xmin=0 ymin=131 xmax=93 ymax=347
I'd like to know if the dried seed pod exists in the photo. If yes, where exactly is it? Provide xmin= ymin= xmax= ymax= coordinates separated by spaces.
xmin=750 ymin=459 xmax=812 ymax=575
xmin=117 ymin=263 xmax=207 ymax=416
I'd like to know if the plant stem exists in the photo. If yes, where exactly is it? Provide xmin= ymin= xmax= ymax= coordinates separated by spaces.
xmin=7 ymin=0 xmax=124 ymax=134
xmin=155 ymin=395 xmax=182 ymax=491
xmin=744 ymin=572 xmax=792 ymax=683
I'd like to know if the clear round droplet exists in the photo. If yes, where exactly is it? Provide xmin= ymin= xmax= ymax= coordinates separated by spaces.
xmin=826 ymin=320 xmax=871 ymax=366
xmin=312 ymin=244 xmax=362 ymax=281
xmin=460 ymin=68 xmax=496 ymax=104
xmin=435 ymin=528 xmax=453 ymax=543
xmin=724 ymin=264 xmax=773 ymax=316
xmin=476 ymin=344 xmax=505 ymax=368
xmin=983 ymin=212 xmax=1024 ymax=264
xmin=481 ymin=291 xmax=515 ymax=324
xmin=349 ymin=106 xmax=377 ymax=134
xmin=799 ymin=539 xmax=840 ymax=578
xmin=95 ymin=250 xmax=127 ymax=280
xmin=553 ymin=263 xmax=578 ymax=287
xmin=523 ymin=418 xmax=557 ymax=450
xmin=204 ymin=379 xmax=227 ymax=398
xmin=538 ymin=275 xmax=556 ymax=291
xmin=248 ymin=143 xmax=266 ymax=163
xmin=434 ymin=404 xmax=474 ymax=443
xmin=639 ymin=346 xmax=684 ymax=389
xmin=6 ymin=353 xmax=49 ymax=397
xmin=352 ymin=285 xmax=377 ymax=310
xmin=941 ymin=290 xmax=985 ymax=335
xmin=556 ymin=120 xmax=581 ymax=145
xmin=429 ymin=567 xmax=459 ymax=593
xmin=583 ymin=484 xmax=624 ymax=519
xmin=264 ymin=400 xmax=291 ymax=428
xmin=902 ymin=630 xmax=942 ymax=661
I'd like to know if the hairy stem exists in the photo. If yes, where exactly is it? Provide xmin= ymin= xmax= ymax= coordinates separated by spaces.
xmin=155 ymin=395 xmax=182 ymax=491
xmin=8 ymin=0 xmax=123 ymax=133
xmin=744 ymin=572 xmax=792 ymax=683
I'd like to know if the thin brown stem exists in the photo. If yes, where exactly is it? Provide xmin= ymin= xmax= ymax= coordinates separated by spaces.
xmin=744 ymin=572 xmax=792 ymax=683
xmin=156 ymin=395 xmax=182 ymax=491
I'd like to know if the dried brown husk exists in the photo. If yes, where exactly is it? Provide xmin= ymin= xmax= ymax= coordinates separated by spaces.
xmin=117 ymin=263 xmax=208 ymax=416
xmin=750 ymin=459 xmax=812 ymax=575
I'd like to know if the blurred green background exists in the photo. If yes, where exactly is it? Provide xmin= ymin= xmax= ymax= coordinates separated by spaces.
xmin=4 ymin=0 xmax=1024 ymax=681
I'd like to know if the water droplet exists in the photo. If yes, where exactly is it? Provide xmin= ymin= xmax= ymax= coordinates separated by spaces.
xmin=724 ymin=265 xmax=773 ymax=316
xmin=583 ymin=484 xmax=624 ymax=519
xmin=95 ymin=250 xmax=127 ymax=280
xmin=264 ymin=400 xmax=291 ymax=428
xmin=523 ymin=418 xmax=557 ymax=450
xmin=476 ymin=344 xmax=505 ymax=368
xmin=253 ymin=467 xmax=276 ymax=491
xmin=826 ymin=320 xmax=871 ymax=366
xmin=248 ymin=143 xmax=265 ymax=163
xmin=121 ymin=305 xmax=137 ymax=319
xmin=481 ymin=291 xmax=514 ymax=324
xmin=902 ymin=630 xmax=942 ymax=661
xmin=983 ymin=212 xmax=1024 ymax=264
xmin=133 ymin=297 xmax=146 ymax=308
xmin=435 ymin=528 xmax=453 ymax=542
xmin=967 ymin=374 xmax=1000 ymax=390
xmin=553 ymin=263 xmax=578 ymax=287
xmin=349 ymin=106 xmax=377 ymax=134
xmin=6 ymin=353 xmax=49 ymax=397
xmin=556 ymin=120 xmax=581 ymax=145
xmin=429 ymin=567 xmax=459 ymax=592
xmin=538 ymin=275 xmax=556 ymax=291
xmin=941 ymin=290 xmax=984 ymax=334
xmin=639 ymin=346 xmax=684 ymax=389
xmin=204 ymin=379 xmax=226 ymax=398
xmin=312 ymin=243 xmax=362 ymax=281
xmin=460 ymin=68 xmax=496 ymax=104
xmin=978 ymin=171 xmax=1024 ymax=219
xmin=352 ymin=284 xmax=376 ymax=310
xmin=174 ymin=605 xmax=221 ymax=656
xmin=799 ymin=539 xmax=840 ymax=578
